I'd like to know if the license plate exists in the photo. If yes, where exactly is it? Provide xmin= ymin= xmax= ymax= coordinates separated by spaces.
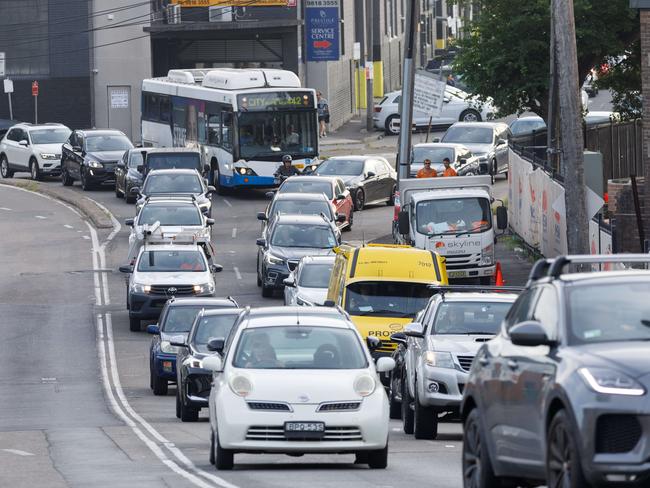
xmin=448 ymin=271 xmax=467 ymax=278
xmin=284 ymin=422 xmax=325 ymax=439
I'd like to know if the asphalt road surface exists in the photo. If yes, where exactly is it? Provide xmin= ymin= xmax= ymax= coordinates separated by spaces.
xmin=0 ymin=173 xmax=510 ymax=488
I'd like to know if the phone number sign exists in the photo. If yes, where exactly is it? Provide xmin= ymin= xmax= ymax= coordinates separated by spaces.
xmin=305 ymin=0 xmax=340 ymax=62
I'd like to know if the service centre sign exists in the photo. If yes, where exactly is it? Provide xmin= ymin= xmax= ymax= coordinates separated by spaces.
xmin=305 ymin=0 xmax=340 ymax=62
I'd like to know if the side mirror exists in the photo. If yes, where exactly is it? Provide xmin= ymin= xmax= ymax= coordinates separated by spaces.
xmin=256 ymin=238 xmax=266 ymax=247
xmin=116 ymin=161 xmax=126 ymax=169
xmin=336 ymin=213 xmax=346 ymax=223
xmin=479 ymin=162 xmax=489 ymax=175
xmin=398 ymin=210 xmax=410 ymax=235
xmin=202 ymin=355 xmax=223 ymax=372
xmin=265 ymin=191 xmax=276 ymax=199
xmin=496 ymin=206 xmax=508 ymax=230
xmin=376 ymin=357 xmax=396 ymax=373
xmin=119 ymin=264 xmax=134 ymax=273
xmin=207 ymin=337 xmax=225 ymax=353
xmin=207 ymin=185 xmax=217 ymax=194
xmin=124 ymin=218 xmax=134 ymax=227
xmin=136 ymin=165 xmax=144 ymax=173
xmin=257 ymin=212 xmax=268 ymax=221
xmin=283 ymin=277 xmax=295 ymax=287
xmin=323 ymin=299 xmax=336 ymax=307
xmin=404 ymin=322 xmax=424 ymax=338
xmin=366 ymin=336 xmax=381 ymax=351
xmin=146 ymin=324 xmax=160 ymax=335
xmin=497 ymin=138 xmax=507 ymax=146
xmin=130 ymin=187 xmax=140 ymax=196
xmin=365 ymin=171 xmax=376 ymax=179
xmin=170 ymin=339 xmax=188 ymax=348
xmin=210 ymin=264 xmax=223 ymax=273
xmin=390 ymin=332 xmax=407 ymax=345
xmin=206 ymin=218 xmax=215 ymax=226
xmin=443 ymin=97 xmax=450 ymax=104
xmin=459 ymin=158 xmax=467 ymax=165
xmin=204 ymin=164 xmax=211 ymax=173
xmin=336 ymin=194 xmax=346 ymax=201
xmin=509 ymin=321 xmax=557 ymax=347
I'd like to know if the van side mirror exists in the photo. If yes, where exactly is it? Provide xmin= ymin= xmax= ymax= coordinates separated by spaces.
xmin=119 ymin=264 xmax=133 ymax=273
xmin=206 ymin=218 xmax=215 ymax=226
xmin=404 ymin=322 xmax=424 ymax=338
xmin=207 ymin=337 xmax=225 ymax=353
xmin=202 ymin=355 xmax=223 ymax=372
xmin=146 ymin=324 xmax=160 ymax=335
xmin=398 ymin=210 xmax=410 ymax=235
xmin=211 ymin=264 xmax=223 ymax=273
xmin=496 ymin=206 xmax=508 ymax=230
xmin=257 ymin=212 xmax=268 ymax=221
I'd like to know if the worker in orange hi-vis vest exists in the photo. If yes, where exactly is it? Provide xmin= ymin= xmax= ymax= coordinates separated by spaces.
xmin=416 ymin=159 xmax=438 ymax=178
xmin=442 ymin=158 xmax=457 ymax=177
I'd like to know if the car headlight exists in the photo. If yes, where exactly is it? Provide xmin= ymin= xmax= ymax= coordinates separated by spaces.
xmin=160 ymin=341 xmax=182 ymax=354
xmin=424 ymin=351 xmax=455 ymax=369
xmin=193 ymin=283 xmax=215 ymax=294
xmin=40 ymin=153 xmax=59 ymax=160
xmin=480 ymin=244 xmax=494 ymax=266
xmin=579 ymin=368 xmax=645 ymax=396
xmin=296 ymin=296 xmax=314 ymax=306
xmin=353 ymin=374 xmax=376 ymax=397
xmin=229 ymin=375 xmax=253 ymax=397
xmin=266 ymin=253 xmax=285 ymax=266
xmin=130 ymin=283 xmax=151 ymax=293
xmin=87 ymin=160 xmax=103 ymax=168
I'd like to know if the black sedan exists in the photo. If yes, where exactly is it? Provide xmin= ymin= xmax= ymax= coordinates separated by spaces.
xmin=461 ymin=255 xmax=650 ymax=488
xmin=61 ymin=129 xmax=133 ymax=191
xmin=313 ymin=155 xmax=396 ymax=210
xmin=115 ymin=148 xmax=145 ymax=203
xmin=175 ymin=308 xmax=242 ymax=422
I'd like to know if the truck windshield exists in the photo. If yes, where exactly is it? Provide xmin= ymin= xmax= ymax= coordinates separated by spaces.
xmin=416 ymin=197 xmax=491 ymax=235
xmin=345 ymin=281 xmax=434 ymax=318
xmin=412 ymin=147 xmax=455 ymax=164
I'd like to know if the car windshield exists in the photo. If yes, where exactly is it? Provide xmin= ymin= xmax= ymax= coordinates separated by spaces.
xmin=270 ymin=199 xmax=332 ymax=220
xmin=412 ymin=147 xmax=455 ymax=164
xmin=30 ymin=128 xmax=70 ymax=144
xmin=137 ymin=250 xmax=206 ymax=272
xmin=237 ymin=111 xmax=317 ymax=159
xmin=143 ymin=174 xmax=203 ymax=194
xmin=129 ymin=151 xmax=144 ymax=168
xmin=162 ymin=306 xmax=207 ymax=333
xmin=433 ymin=301 xmax=512 ymax=335
xmin=416 ymin=197 xmax=491 ymax=235
xmin=345 ymin=281 xmax=434 ymax=318
xmin=279 ymin=180 xmax=333 ymax=199
xmin=270 ymin=224 xmax=337 ymax=248
xmin=232 ymin=326 xmax=368 ymax=369
xmin=85 ymin=135 xmax=133 ymax=152
xmin=511 ymin=119 xmax=546 ymax=136
xmin=314 ymin=159 xmax=364 ymax=176
xmin=567 ymin=282 xmax=650 ymax=344
xmin=138 ymin=205 xmax=203 ymax=226
xmin=442 ymin=127 xmax=494 ymax=145
xmin=299 ymin=263 xmax=334 ymax=288
xmin=192 ymin=313 xmax=240 ymax=353
xmin=147 ymin=153 xmax=201 ymax=172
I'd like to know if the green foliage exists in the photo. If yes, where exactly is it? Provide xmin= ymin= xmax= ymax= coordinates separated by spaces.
xmin=595 ymin=42 xmax=641 ymax=119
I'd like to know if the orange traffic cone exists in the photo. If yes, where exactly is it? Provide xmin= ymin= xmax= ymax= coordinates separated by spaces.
xmin=495 ymin=262 xmax=505 ymax=286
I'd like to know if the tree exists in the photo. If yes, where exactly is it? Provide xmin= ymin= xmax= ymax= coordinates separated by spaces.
xmin=453 ymin=0 xmax=639 ymax=121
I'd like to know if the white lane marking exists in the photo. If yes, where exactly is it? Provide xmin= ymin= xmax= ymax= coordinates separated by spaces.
xmin=222 ymin=198 xmax=232 ymax=208
xmin=231 ymin=227 xmax=237 ymax=239
xmin=64 ymin=224 xmax=74 ymax=229
xmin=0 ymin=207 xmax=12 ymax=211
xmin=391 ymin=428 xmax=401 ymax=432
xmin=82 ymin=235 xmax=90 ymax=240
xmin=445 ymin=445 xmax=455 ymax=448
xmin=234 ymin=267 xmax=242 ymax=280
xmin=35 ymin=215 xmax=47 ymax=219
xmin=2 ymin=449 xmax=34 ymax=457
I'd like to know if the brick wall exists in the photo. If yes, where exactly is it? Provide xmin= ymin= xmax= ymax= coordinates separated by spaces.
xmin=609 ymin=178 xmax=646 ymax=253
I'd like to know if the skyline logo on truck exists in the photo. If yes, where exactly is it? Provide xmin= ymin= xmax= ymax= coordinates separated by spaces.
xmin=432 ymin=240 xmax=482 ymax=255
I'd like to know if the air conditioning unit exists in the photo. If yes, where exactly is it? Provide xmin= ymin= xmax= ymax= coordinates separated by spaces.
xmin=209 ymin=6 xmax=233 ymax=22
xmin=166 ymin=4 xmax=181 ymax=24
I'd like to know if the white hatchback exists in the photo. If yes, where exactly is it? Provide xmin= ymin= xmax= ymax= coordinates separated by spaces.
xmin=203 ymin=306 xmax=395 ymax=470
xmin=283 ymin=255 xmax=335 ymax=306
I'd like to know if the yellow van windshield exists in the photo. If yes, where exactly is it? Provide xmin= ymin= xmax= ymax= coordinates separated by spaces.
xmin=344 ymin=281 xmax=434 ymax=318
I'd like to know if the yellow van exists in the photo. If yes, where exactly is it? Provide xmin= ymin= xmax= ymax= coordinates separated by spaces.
xmin=326 ymin=243 xmax=448 ymax=355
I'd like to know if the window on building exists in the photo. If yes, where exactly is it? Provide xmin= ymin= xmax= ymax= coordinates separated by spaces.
xmin=0 ymin=0 xmax=50 ymax=76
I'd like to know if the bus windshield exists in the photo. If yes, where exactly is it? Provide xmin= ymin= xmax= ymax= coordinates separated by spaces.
xmin=238 ymin=111 xmax=317 ymax=159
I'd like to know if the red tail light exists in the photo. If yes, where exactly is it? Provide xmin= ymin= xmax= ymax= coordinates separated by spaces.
xmin=374 ymin=106 xmax=382 ymax=113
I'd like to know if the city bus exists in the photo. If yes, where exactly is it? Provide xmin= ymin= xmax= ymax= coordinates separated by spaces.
xmin=141 ymin=68 xmax=319 ymax=192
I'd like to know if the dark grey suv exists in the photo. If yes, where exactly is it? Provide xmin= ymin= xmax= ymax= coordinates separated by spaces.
xmin=461 ymin=255 xmax=650 ymax=488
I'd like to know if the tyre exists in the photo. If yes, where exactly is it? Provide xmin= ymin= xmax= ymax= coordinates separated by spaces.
xmin=214 ymin=431 xmax=234 ymax=470
xmin=384 ymin=115 xmax=399 ymax=136
xmin=125 ymin=186 xmax=136 ymax=204
xmin=129 ymin=316 xmax=140 ymax=332
xmin=387 ymin=185 xmax=396 ymax=206
xmin=354 ymin=452 xmax=369 ymax=464
xmin=343 ymin=210 xmax=353 ymax=232
xmin=180 ymin=392 xmax=199 ymax=422
xmin=214 ymin=166 xmax=227 ymax=196
xmin=81 ymin=168 xmax=94 ymax=191
xmin=413 ymin=387 xmax=437 ymax=439
xmin=151 ymin=370 xmax=168 ymax=396
xmin=354 ymin=189 xmax=365 ymax=211
xmin=459 ymin=109 xmax=482 ymax=123
xmin=367 ymin=443 xmax=388 ymax=469
xmin=30 ymin=158 xmax=41 ymax=181
xmin=401 ymin=375 xmax=414 ymax=435
xmin=1 ymin=155 xmax=14 ymax=178
xmin=256 ymin=256 xmax=262 ymax=287
xmin=115 ymin=183 xmax=123 ymax=199
xmin=389 ymin=379 xmax=401 ymax=420
xmin=61 ymin=162 xmax=73 ymax=186
xmin=262 ymin=284 xmax=274 ymax=298
xmin=546 ymin=410 xmax=589 ymax=488
xmin=462 ymin=408 xmax=507 ymax=488
xmin=175 ymin=389 xmax=181 ymax=419
xmin=209 ymin=430 xmax=216 ymax=465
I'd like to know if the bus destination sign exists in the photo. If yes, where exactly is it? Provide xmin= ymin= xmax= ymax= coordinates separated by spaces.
xmin=237 ymin=92 xmax=314 ymax=111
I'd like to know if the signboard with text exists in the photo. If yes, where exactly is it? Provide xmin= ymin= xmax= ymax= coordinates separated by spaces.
xmin=305 ymin=0 xmax=340 ymax=62
xmin=413 ymin=70 xmax=446 ymax=117
xmin=0 ymin=52 xmax=5 ymax=77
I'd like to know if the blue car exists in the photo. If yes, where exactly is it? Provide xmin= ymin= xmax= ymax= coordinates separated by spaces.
xmin=147 ymin=296 xmax=238 ymax=395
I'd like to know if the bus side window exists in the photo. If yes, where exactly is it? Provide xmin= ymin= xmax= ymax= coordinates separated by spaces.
xmin=222 ymin=112 xmax=233 ymax=151
xmin=160 ymin=97 xmax=171 ymax=123
xmin=208 ymin=114 xmax=221 ymax=146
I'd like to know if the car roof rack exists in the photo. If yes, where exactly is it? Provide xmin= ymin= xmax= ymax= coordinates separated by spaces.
xmin=528 ymin=254 xmax=650 ymax=282
xmin=138 ymin=221 xmax=211 ymax=246
xmin=144 ymin=193 xmax=197 ymax=201
xmin=428 ymin=284 xmax=523 ymax=294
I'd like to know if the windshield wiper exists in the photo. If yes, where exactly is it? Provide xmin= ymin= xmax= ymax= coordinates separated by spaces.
xmin=354 ymin=310 xmax=412 ymax=317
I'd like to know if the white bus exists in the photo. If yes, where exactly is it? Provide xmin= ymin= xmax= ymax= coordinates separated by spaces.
xmin=141 ymin=68 xmax=319 ymax=192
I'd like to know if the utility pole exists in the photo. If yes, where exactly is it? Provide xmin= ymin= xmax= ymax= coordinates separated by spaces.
xmin=552 ymin=0 xmax=589 ymax=255
xmin=397 ymin=0 xmax=418 ymax=183
xmin=547 ymin=1 xmax=558 ymax=172
xmin=365 ymin=0 xmax=374 ymax=131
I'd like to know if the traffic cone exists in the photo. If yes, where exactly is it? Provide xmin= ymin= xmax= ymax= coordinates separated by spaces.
xmin=495 ymin=262 xmax=505 ymax=287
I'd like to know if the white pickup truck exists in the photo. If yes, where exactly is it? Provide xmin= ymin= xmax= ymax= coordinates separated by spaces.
xmin=393 ymin=176 xmax=507 ymax=283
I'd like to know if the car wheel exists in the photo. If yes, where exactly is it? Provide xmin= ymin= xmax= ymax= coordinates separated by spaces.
xmin=175 ymin=388 xmax=181 ymax=419
xmin=465 ymin=171 xmax=475 ymax=176
xmin=463 ymin=408 xmax=506 ymax=488
xmin=389 ymin=378 xmax=401 ymax=420
xmin=256 ymin=255 xmax=262 ymax=287
xmin=0 ymin=155 xmax=13 ymax=178
xmin=262 ymin=284 xmax=274 ymax=298
xmin=366 ymin=443 xmax=388 ymax=469
xmin=214 ymin=166 xmax=227 ymax=196
xmin=125 ymin=185 xmax=136 ymax=204
xmin=459 ymin=109 xmax=482 ymax=123
xmin=30 ymin=158 xmax=41 ymax=181
xmin=180 ymin=392 xmax=199 ymax=422
xmin=343 ymin=209 xmax=353 ymax=232
xmin=129 ymin=316 xmax=140 ymax=332
xmin=354 ymin=189 xmax=365 ymax=211
xmin=115 ymin=183 xmax=123 ymax=198
xmin=81 ymin=168 xmax=93 ymax=191
xmin=401 ymin=374 xmax=414 ymax=434
xmin=214 ymin=431 xmax=234 ymax=470
xmin=413 ymin=386 xmax=437 ymax=439
xmin=384 ymin=115 xmax=400 ymax=136
xmin=61 ymin=161 xmax=73 ymax=186
xmin=151 ymin=370 xmax=168 ymax=396
xmin=547 ymin=410 xmax=589 ymax=488
xmin=387 ymin=185 xmax=396 ymax=206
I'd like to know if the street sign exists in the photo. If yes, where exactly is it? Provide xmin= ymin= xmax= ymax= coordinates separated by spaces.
xmin=3 ymin=79 xmax=13 ymax=94
xmin=305 ymin=0 xmax=340 ymax=62
xmin=0 ymin=52 xmax=5 ymax=77
xmin=353 ymin=42 xmax=361 ymax=61
xmin=171 ymin=0 xmax=288 ymax=5
xmin=365 ymin=62 xmax=374 ymax=80
xmin=32 ymin=81 xmax=39 ymax=97
xmin=413 ymin=70 xmax=446 ymax=117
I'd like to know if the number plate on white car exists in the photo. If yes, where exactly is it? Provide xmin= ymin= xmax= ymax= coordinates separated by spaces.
xmin=284 ymin=422 xmax=325 ymax=439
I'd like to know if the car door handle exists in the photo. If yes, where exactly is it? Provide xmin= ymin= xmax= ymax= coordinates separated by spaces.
xmin=507 ymin=360 xmax=518 ymax=370
xmin=478 ymin=357 xmax=489 ymax=366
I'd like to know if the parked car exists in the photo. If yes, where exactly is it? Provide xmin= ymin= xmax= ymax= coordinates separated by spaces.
xmin=0 ymin=123 xmax=70 ymax=180
xmin=146 ymin=297 xmax=238 ymax=396
xmin=373 ymin=88 xmax=495 ymax=136
xmin=461 ymin=254 xmax=650 ymax=488
xmin=61 ymin=129 xmax=133 ymax=190
xmin=202 ymin=306 xmax=395 ymax=470
xmin=440 ymin=122 xmax=511 ymax=180
xmin=256 ymin=214 xmax=338 ymax=298
xmin=409 ymin=143 xmax=480 ymax=178
xmin=134 ymin=169 xmax=216 ymax=216
xmin=275 ymin=175 xmax=354 ymax=230
xmin=283 ymin=255 xmax=335 ymax=306
xmin=175 ymin=308 xmax=242 ymax=421
xmin=313 ymin=156 xmax=396 ymax=210
xmin=509 ymin=115 xmax=546 ymax=136
xmin=115 ymin=148 xmax=146 ymax=203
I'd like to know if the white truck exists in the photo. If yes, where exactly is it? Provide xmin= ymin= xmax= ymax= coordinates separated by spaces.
xmin=393 ymin=176 xmax=507 ymax=284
